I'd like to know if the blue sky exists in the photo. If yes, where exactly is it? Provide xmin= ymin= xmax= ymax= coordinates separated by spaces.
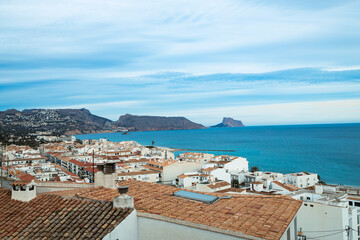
xmin=1 ymin=0 xmax=360 ymax=126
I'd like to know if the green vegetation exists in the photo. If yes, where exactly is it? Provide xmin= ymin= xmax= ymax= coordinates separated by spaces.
xmin=250 ymin=166 xmax=259 ymax=172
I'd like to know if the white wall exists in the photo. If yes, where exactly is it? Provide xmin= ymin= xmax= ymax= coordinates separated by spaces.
xmin=138 ymin=216 xmax=249 ymax=240
xmin=296 ymin=202 xmax=348 ymax=240
xmin=211 ymin=168 xmax=231 ymax=183
xmin=280 ymin=215 xmax=298 ymax=240
xmin=103 ymin=210 xmax=138 ymax=240
xmin=224 ymin=157 xmax=248 ymax=172
xmin=163 ymin=162 xmax=201 ymax=183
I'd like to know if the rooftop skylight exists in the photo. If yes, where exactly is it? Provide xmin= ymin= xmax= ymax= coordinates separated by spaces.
xmin=173 ymin=190 xmax=219 ymax=204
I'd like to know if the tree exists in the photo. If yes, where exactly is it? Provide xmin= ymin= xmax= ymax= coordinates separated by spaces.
xmin=250 ymin=166 xmax=259 ymax=172
xmin=231 ymin=179 xmax=239 ymax=188
xmin=317 ymin=175 xmax=326 ymax=184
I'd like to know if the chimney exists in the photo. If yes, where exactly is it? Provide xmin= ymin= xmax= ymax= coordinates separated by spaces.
xmin=95 ymin=162 xmax=117 ymax=189
xmin=11 ymin=180 xmax=37 ymax=202
xmin=113 ymin=186 xmax=134 ymax=208
xmin=315 ymin=184 xmax=323 ymax=194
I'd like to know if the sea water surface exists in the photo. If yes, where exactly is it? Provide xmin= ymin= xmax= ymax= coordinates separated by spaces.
xmin=77 ymin=123 xmax=360 ymax=187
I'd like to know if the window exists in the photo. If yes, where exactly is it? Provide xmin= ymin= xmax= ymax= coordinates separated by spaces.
xmin=304 ymin=203 xmax=308 ymax=206
xmin=349 ymin=201 xmax=353 ymax=206
xmin=355 ymin=202 xmax=360 ymax=207
xmin=306 ymin=197 xmax=311 ymax=200
xmin=287 ymin=228 xmax=291 ymax=240
xmin=310 ymin=204 xmax=314 ymax=207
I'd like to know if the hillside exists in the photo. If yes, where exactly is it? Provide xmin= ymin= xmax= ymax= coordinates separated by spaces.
xmin=114 ymin=114 xmax=206 ymax=131
xmin=0 ymin=108 xmax=113 ymax=135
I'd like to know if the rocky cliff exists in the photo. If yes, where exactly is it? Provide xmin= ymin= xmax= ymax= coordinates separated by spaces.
xmin=211 ymin=117 xmax=244 ymax=128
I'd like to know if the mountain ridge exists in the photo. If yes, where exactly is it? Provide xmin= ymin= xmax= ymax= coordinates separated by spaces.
xmin=114 ymin=113 xmax=206 ymax=132
xmin=0 ymin=109 xmax=205 ymax=135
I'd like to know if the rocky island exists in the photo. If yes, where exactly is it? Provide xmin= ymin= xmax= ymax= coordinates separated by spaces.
xmin=211 ymin=117 xmax=244 ymax=128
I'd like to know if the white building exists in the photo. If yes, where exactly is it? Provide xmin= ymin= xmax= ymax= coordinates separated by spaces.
xmin=284 ymin=172 xmax=318 ymax=188
xmin=175 ymin=172 xmax=212 ymax=188
xmin=287 ymin=184 xmax=359 ymax=240
xmin=117 ymin=170 xmax=159 ymax=183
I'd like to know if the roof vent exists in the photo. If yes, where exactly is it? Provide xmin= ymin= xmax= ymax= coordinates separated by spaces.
xmin=113 ymin=186 xmax=134 ymax=208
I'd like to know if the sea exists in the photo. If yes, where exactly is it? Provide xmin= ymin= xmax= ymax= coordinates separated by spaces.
xmin=76 ymin=123 xmax=360 ymax=187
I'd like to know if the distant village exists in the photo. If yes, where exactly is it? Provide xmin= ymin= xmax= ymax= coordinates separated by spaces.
xmin=1 ymin=137 xmax=359 ymax=240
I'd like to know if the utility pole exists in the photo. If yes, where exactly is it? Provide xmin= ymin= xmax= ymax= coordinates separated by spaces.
xmin=92 ymin=149 xmax=95 ymax=183
xmin=346 ymin=225 xmax=351 ymax=240
xmin=0 ymin=145 xmax=3 ymax=187
xmin=6 ymin=144 xmax=9 ymax=178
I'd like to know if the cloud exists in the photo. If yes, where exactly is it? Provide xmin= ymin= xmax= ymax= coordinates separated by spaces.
xmin=1 ymin=0 xmax=359 ymax=73
xmin=1 ymin=1 xmax=360 ymax=125
xmin=150 ymin=99 xmax=360 ymax=126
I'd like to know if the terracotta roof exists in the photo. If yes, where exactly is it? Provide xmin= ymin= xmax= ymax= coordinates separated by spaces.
xmin=17 ymin=172 xmax=36 ymax=181
xmin=273 ymin=181 xmax=296 ymax=192
xmin=11 ymin=181 xmax=33 ymax=186
xmin=144 ymin=166 xmax=163 ymax=172
xmin=202 ymin=167 xmax=217 ymax=172
xmin=0 ymin=188 xmax=133 ymax=239
xmin=147 ymin=160 xmax=176 ymax=167
xmin=68 ymin=159 xmax=93 ymax=167
xmin=216 ymin=188 xmax=246 ymax=193
xmin=117 ymin=170 xmax=159 ymax=176
xmin=206 ymin=181 xmax=231 ymax=189
xmin=348 ymin=196 xmax=360 ymax=201
xmin=52 ymin=180 xmax=301 ymax=240
xmin=177 ymin=174 xmax=200 ymax=179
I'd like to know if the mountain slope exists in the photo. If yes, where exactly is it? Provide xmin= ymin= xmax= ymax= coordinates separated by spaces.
xmin=0 ymin=108 xmax=112 ymax=135
xmin=114 ymin=114 xmax=206 ymax=131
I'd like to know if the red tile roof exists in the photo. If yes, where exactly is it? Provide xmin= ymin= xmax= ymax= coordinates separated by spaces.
xmin=0 ymin=187 xmax=133 ymax=239
xmin=206 ymin=181 xmax=231 ymax=189
xmin=273 ymin=181 xmax=297 ymax=192
xmin=50 ymin=180 xmax=301 ymax=240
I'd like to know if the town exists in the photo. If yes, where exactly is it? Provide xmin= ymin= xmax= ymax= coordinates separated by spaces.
xmin=0 ymin=137 xmax=359 ymax=240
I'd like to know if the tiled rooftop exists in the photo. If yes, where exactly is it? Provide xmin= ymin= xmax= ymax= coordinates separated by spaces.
xmin=206 ymin=181 xmax=231 ymax=189
xmin=50 ymin=180 xmax=301 ymax=240
xmin=0 ymin=187 xmax=133 ymax=239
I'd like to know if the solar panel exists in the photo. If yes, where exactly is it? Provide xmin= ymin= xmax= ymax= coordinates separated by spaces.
xmin=174 ymin=190 xmax=219 ymax=204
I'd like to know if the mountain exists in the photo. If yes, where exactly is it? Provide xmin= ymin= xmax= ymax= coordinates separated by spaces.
xmin=114 ymin=114 xmax=206 ymax=131
xmin=0 ymin=108 xmax=113 ymax=135
xmin=211 ymin=117 xmax=244 ymax=128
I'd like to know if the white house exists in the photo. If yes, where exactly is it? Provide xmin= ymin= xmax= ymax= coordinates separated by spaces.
xmin=284 ymin=172 xmax=318 ymax=188
xmin=287 ymin=184 xmax=359 ymax=240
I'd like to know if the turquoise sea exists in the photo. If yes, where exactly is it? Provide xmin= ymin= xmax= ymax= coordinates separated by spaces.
xmin=77 ymin=123 xmax=360 ymax=187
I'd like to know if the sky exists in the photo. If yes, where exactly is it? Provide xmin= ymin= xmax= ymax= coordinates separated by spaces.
xmin=0 ymin=0 xmax=360 ymax=126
